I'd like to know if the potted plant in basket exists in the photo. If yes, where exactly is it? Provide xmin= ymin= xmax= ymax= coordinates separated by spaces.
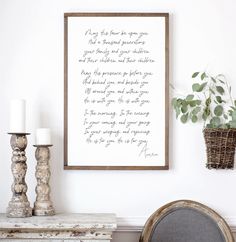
xmin=172 ymin=71 xmax=236 ymax=169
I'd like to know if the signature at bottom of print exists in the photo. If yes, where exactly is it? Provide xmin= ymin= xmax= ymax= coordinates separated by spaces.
xmin=139 ymin=142 xmax=158 ymax=158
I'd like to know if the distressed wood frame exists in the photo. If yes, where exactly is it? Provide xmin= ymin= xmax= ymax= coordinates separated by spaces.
xmin=139 ymin=200 xmax=234 ymax=242
xmin=64 ymin=12 xmax=169 ymax=170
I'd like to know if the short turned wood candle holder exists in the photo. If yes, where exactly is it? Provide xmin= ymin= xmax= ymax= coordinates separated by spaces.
xmin=7 ymin=133 xmax=32 ymax=218
xmin=33 ymin=145 xmax=55 ymax=216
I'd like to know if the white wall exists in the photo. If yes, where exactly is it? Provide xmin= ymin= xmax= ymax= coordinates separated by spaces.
xmin=1 ymin=0 xmax=236 ymax=241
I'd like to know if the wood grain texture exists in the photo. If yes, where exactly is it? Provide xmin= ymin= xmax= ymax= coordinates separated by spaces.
xmin=64 ymin=12 xmax=169 ymax=17
xmin=64 ymin=165 xmax=169 ymax=170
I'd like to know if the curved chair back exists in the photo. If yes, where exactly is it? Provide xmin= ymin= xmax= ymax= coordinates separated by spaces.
xmin=140 ymin=200 xmax=234 ymax=242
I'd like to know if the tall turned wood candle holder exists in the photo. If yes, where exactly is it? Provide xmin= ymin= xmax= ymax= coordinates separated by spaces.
xmin=33 ymin=145 xmax=55 ymax=216
xmin=7 ymin=133 xmax=32 ymax=218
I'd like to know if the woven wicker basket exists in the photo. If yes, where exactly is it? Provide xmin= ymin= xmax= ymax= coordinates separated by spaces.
xmin=203 ymin=128 xmax=236 ymax=169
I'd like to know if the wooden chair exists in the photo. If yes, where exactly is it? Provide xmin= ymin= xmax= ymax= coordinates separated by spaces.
xmin=140 ymin=200 xmax=234 ymax=242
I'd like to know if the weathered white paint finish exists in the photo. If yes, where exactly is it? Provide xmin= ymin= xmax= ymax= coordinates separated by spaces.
xmin=1 ymin=239 xmax=109 ymax=242
xmin=6 ymin=134 xmax=32 ymax=218
xmin=3 ymin=241 xmax=63 ymax=242
xmin=33 ymin=146 xmax=55 ymax=216
xmin=0 ymin=213 xmax=116 ymax=241
xmin=0 ymin=230 xmax=113 ymax=240
xmin=3 ymin=241 xmax=110 ymax=242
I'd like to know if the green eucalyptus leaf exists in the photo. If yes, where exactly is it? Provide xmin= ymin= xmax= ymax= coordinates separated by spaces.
xmin=211 ymin=77 xmax=216 ymax=83
xmin=220 ymin=124 xmax=229 ymax=129
xmin=215 ymin=96 xmax=225 ymax=103
xmin=216 ymin=86 xmax=224 ymax=95
xmin=216 ymin=96 xmax=222 ymax=103
xmin=229 ymin=110 xmax=233 ymax=116
xmin=202 ymin=113 xmax=207 ymax=121
xmin=198 ymin=82 xmax=207 ymax=92
xmin=181 ymin=104 xmax=188 ymax=113
xmin=232 ymin=110 xmax=236 ymax=121
xmin=177 ymin=98 xmax=184 ymax=105
xmin=229 ymin=121 xmax=236 ymax=128
xmin=180 ymin=114 xmax=188 ymax=123
xmin=174 ymin=98 xmax=182 ymax=108
xmin=202 ymin=108 xmax=211 ymax=121
xmin=210 ymin=116 xmax=221 ymax=127
xmin=192 ymin=72 xmax=199 ymax=78
xmin=206 ymin=123 xmax=214 ymax=128
xmin=200 ymin=82 xmax=207 ymax=90
xmin=172 ymin=98 xmax=178 ymax=107
xmin=171 ymin=97 xmax=177 ymax=104
xmin=205 ymin=108 xmax=211 ymax=116
xmin=201 ymin=72 xmax=206 ymax=80
xmin=205 ymin=97 xmax=211 ymax=105
xmin=216 ymin=74 xmax=225 ymax=79
xmin=189 ymin=101 xmax=195 ymax=107
xmin=195 ymin=100 xmax=201 ymax=105
xmin=214 ymin=105 xmax=223 ymax=116
xmin=223 ymin=114 xmax=228 ymax=120
xmin=191 ymin=115 xmax=198 ymax=123
xmin=188 ymin=100 xmax=201 ymax=107
xmin=192 ymin=106 xmax=201 ymax=115
xmin=218 ymin=79 xmax=225 ymax=84
xmin=189 ymin=101 xmax=196 ymax=107
xmin=234 ymin=100 xmax=236 ymax=107
xmin=186 ymin=94 xmax=194 ymax=101
xmin=175 ymin=107 xmax=181 ymax=118
xmin=192 ymin=83 xmax=201 ymax=92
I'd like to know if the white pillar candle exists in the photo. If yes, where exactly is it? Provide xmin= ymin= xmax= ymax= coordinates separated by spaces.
xmin=36 ymin=128 xmax=52 ymax=145
xmin=9 ymin=99 xmax=26 ymax=133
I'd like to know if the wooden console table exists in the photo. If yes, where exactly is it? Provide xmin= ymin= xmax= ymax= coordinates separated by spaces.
xmin=0 ymin=213 xmax=117 ymax=241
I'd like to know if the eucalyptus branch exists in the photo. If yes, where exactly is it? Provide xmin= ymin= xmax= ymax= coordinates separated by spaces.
xmin=171 ymin=71 xmax=236 ymax=128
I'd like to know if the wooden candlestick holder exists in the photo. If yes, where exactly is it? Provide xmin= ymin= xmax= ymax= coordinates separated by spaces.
xmin=7 ymin=133 xmax=32 ymax=218
xmin=33 ymin=145 xmax=55 ymax=216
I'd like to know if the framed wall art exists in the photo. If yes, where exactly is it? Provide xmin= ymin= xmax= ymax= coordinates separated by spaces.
xmin=64 ymin=13 xmax=169 ymax=170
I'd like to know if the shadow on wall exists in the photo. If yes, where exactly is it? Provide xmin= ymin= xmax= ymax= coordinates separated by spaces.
xmin=50 ymin=130 xmax=66 ymax=212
